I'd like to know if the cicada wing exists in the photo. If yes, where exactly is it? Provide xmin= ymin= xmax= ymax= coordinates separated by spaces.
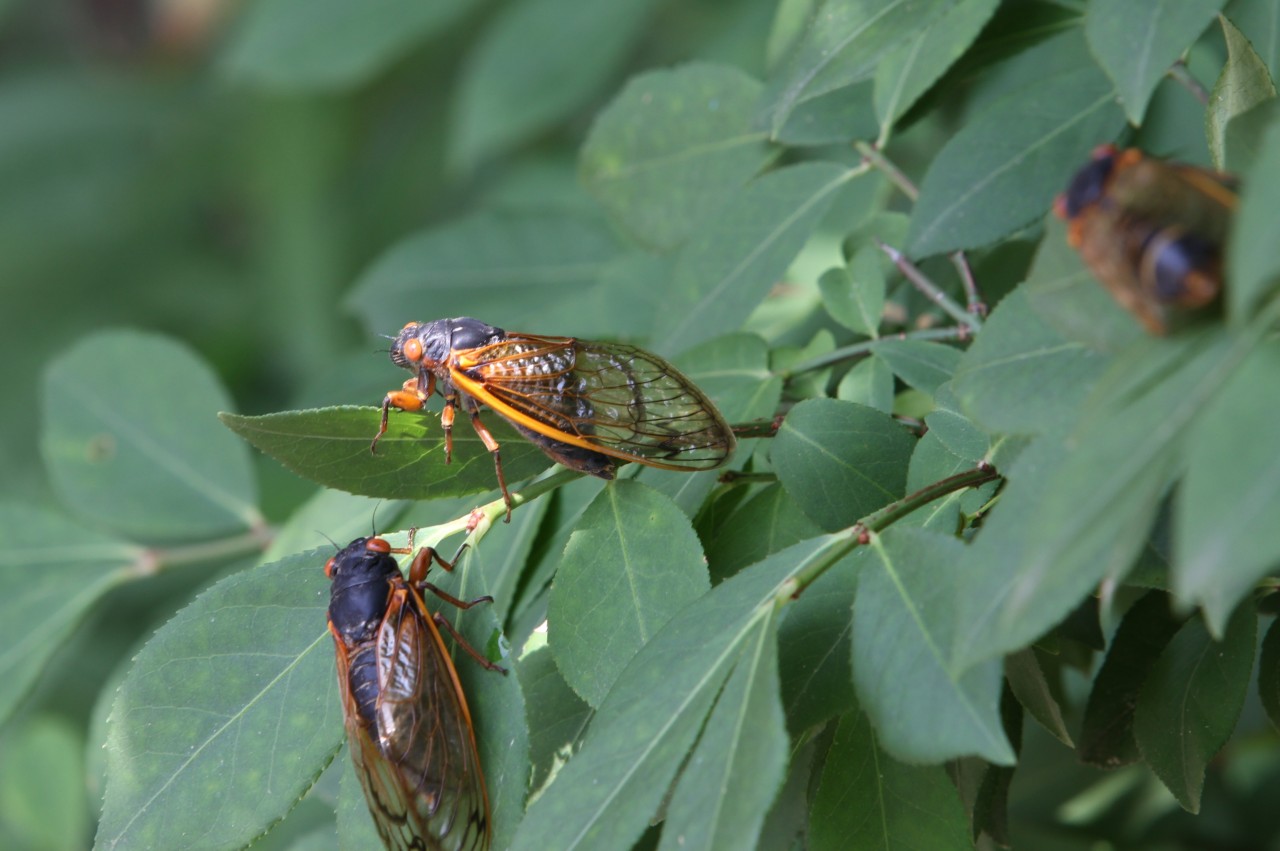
xmin=371 ymin=585 xmax=490 ymax=851
xmin=452 ymin=334 xmax=735 ymax=470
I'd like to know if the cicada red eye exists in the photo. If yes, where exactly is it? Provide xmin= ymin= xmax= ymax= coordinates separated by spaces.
xmin=371 ymin=316 xmax=738 ymax=518
xmin=325 ymin=535 xmax=505 ymax=851
xmin=1055 ymin=147 xmax=1236 ymax=335
xmin=401 ymin=338 xmax=424 ymax=363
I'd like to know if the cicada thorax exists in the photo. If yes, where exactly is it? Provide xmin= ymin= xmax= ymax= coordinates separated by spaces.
xmin=1056 ymin=145 xmax=1237 ymax=335
xmin=373 ymin=317 xmax=736 ymax=515
xmin=325 ymin=535 xmax=498 ymax=851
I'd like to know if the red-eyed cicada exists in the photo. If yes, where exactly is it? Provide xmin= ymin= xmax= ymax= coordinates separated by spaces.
xmin=370 ymin=317 xmax=736 ymax=514
xmin=326 ymin=533 xmax=505 ymax=851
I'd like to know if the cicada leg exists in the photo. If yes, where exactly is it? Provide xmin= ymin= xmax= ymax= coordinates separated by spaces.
xmin=401 ymin=538 xmax=508 ymax=675
xmin=440 ymin=392 xmax=456 ymax=463
xmin=432 ymin=610 xmax=507 ymax=674
xmin=371 ymin=373 xmax=436 ymax=453
xmin=461 ymin=396 xmax=512 ymax=522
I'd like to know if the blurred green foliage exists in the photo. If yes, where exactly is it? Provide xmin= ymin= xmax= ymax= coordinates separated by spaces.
xmin=3 ymin=1 xmax=1280 ymax=849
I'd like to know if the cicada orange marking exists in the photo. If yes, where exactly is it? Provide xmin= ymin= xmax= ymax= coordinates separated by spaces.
xmin=325 ymin=532 xmax=506 ymax=851
xmin=1054 ymin=144 xmax=1237 ymax=335
xmin=370 ymin=317 xmax=737 ymax=517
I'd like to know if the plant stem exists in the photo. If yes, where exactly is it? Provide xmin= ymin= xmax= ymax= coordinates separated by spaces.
xmin=445 ymin=467 xmax=585 ymax=545
xmin=875 ymin=239 xmax=983 ymax=331
xmin=134 ymin=522 xmax=276 ymax=577
xmin=855 ymin=140 xmax=919 ymax=201
xmin=785 ymin=463 xmax=1001 ymax=597
xmin=1169 ymin=59 xmax=1209 ymax=106
xmin=949 ymin=250 xmax=988 ymax=317
xmin=782 ymin=325 xmax=970 ymax=377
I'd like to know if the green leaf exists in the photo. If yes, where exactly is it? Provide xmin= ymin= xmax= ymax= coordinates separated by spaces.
xmin=654 ymin=162 xmax=855 ymax=355
xmin=1079 ymin=592 xmax=1184 ymax=768
xmin=468 ymin=494 xmax=551 ymax=626
xmin=657 ymin=614 xmax=788 ymax=851
xmin=873 ymin=0 xmax=1001 ymax=131
xmin=923 ymin=385 xmax=989 ymax=462
xmin=1024 ymin=215 xmax=1145 ymax=352
xmin=219 ymin=407 xmax=552 ymax=501
xmin=220 ymin=0 xmax=475 ymax=90
xmin=1176 ymin=343 xmax=1280 ymax=634
xmin=580 ymin=63 xmax=776 ymax=250
xmin=1222 ymin=98 xmax=1280 ymax=174
xmin=901 ymin=433 xmax=967 ymax=533
xmin=1134 ymin=606 xmax=1255 ymax=813
xmin=265 ymin=489 xmax=410 ymax=565
xmin=708 ymin=483 xmax=824 ymax=581
xmin=1224 ymin=0 xmax=1280 ymax=80
xmin=97 ymin=549 xmax=343 ymax=849
xmin=872 ymin=339 xmax=961 ymax=395
xmin=1004 ymin=649 xmax=1072 ymax=746
xmin=523 ymin=647 xmax=593 ymax=798
xmin=820 ymin=245 xmax=884 ymax=336
xmin=447 ymin=551 xmax=530 ymax=851
xmin=41 ymin=330 xmax=260 ymax=541
xmin=778 ymin=556 xmax=860 ymax=734
xmin=1207 ymin=15 xmax=1277 ymax=169
xmin=774 ymin=399 xmax=917 ymax=532
xmin=908 ymin=65 xmax=1125 ymax=257
xmin=0 ymin=716 xmax=89 ymax=851
xmin=810 ymin=711 xmax=973 ymax=851
xmin=836 ymin=356 xmax=895 ymax=413
xmin=449 ymin=0 xmax=660 ymax=170
xmin=336 ymin=756 xmax=383 ymax=850
xmin=854 ymin=529 xmax=1014 ymax=764
xmin=1260 ymin=615 xmax=1280 ymax=732
xmin=1086 ymin=0 xmax=1228 ymax=125
xmin=952 ymin=286 xmax=1112 ymax=435
xmin=549 ymin=481 xmax=710 ymax=707
xmin=772 ymin=82 xmax=880 ymax=147
xmin=1228 ymin=110 xmax=1280 ymax=321
xmin=0 ymin=506 xmax=135 ymax=728
xmin=954 ymin=328 xmax=1257 ymax=670
xmin=757 ymin=0 xmax=957 ymax=136
xmin=344 ymin=211 xmax=624 ymax=340
xmin=510 ymin=537 xmax=838 ymax=850
xmin=674 ymin=333 xmax=784 ymax=425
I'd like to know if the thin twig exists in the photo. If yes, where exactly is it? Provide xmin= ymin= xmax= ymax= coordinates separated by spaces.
xmin=949 ymin=250 xmax=988 ymax=317
xmin=780 ymin=462 xmax=1002 ymax=599
xmin=1169 ymin=59 xmax=1209 ymax=106
xmin=875 ymin=239 xmax=983 ymax=331
xmin=855 ymin=140 xmax=919 ymax=201
xmin=782 ymin=326 xmax=970 ymax=377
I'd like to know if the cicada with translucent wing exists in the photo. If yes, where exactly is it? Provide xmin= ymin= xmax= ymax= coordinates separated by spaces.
xmin=370 ymin=317 xmax=736 ymax=515
xmin=326 ymin=533 xmax=505 ymax=851
xmin=1055 ymin=144 xmax=1238 ymax=335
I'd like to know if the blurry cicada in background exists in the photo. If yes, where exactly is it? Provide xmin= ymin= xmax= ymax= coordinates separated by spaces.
xmin=326 ymin=533 xmax=505 ymax=851
xmin=371 ymin=317 xmax=736 ymax=514
xmin=1055 ymin=144 xmax=1238 ymax=335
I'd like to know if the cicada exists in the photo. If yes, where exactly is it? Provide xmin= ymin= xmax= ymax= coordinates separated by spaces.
xmin=370 ymin=317 xmax=736 ymax=514
xmin=1054 ymin=144 xmax=1237 ymax=335
xmin=326 ymin=533 xmax=505 ymax=851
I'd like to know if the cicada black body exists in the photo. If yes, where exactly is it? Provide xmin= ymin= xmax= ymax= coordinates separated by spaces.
xmin=326 ymin=534 xmax=504 ymax=851
xmin=371 ymin=317 xmax=736 ymax=514
xmin=1054 ymin=145 xmax=1237 ymax=334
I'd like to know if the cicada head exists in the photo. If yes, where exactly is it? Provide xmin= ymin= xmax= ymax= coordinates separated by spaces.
xmin=325 ymin=536 xmax=400 ymax=647
xmin=389 ymin=318 xmax=506 ymax=372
